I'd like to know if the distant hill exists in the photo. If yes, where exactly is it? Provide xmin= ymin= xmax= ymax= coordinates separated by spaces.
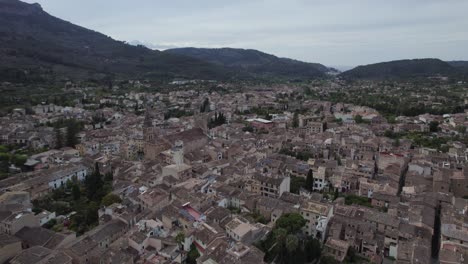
xmin=447 ymin=61 xmax=468 ymax=73
xmin=447 ymin=61 xmax=468 ymax=67
xmin=164 ymin=47 xmax=337 ymax=79
xmin=0 ymin=0 xmax=333 ymax=83
xmin=340 ymin=59 xmax=458 ymax=79
xmin=0 ymin=0 xmax=236 ymax=83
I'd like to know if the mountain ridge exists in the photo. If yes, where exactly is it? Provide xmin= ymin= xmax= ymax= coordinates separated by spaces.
xmin=0 ymin=0 xmax=333 ymax=83
xmin=0 ymin=0 xmax=239 ymax=83
xmin=164 ymin=47 xmax=337 ymax=80
xmin=340 ymin=58 xmax=462 ymax=79
xmin=1 ymin=0 xmax=466 ymax=83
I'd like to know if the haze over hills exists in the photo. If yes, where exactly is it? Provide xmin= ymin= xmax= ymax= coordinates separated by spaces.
xmin=340 ymin=58 xmax=466 ymax=79
xmin=164 ymin=47 xmax=337 ymax=79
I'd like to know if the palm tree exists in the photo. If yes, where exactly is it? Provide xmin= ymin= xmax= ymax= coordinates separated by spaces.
xmin=175 ymin=232 xmax=185 ymax=249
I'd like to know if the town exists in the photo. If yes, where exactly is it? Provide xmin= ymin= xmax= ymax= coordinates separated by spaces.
xmin=0 ymin=78 xmax=467 ymax=264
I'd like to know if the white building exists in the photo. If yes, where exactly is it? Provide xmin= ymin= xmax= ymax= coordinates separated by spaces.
xmin=47 ymin=164 xmax=89 ymax=189
xmin=313 ymin=166 xmax=329 ymax=191
xmin=300 ymin=201 xmax=333 ymax=240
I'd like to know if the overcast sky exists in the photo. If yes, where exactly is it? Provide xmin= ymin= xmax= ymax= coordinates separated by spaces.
xmin=24 ymin=0 xmax=468 ymax=68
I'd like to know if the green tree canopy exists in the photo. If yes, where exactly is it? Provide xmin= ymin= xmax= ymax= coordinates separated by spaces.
xmin=85 ymin=163 xmax=104 ymax=201
xmin=275 ymin=213 xmax=307 ymax=234
xmin=175 ymin=232 xmax=185 ymax=245
xmin=429 ymin=121 xmax=439 ymax=132
xmin=354 ymin=114 xmax=364 ymax=124
xmin=11 ymin=154 xmax=27 ymax=167
xmin=292 ymin=112 xmax=299 ymax=128
xmin=101 ymin=193 xmax=122 ymax=206
xmin=72 ymin=184 xmax=81 ymax=200
xmin=305 ymin=169 xmax=314 ymax=192
xmin=285 ymin=234 xmax=299 ymax=253
xmin=187 ymin=243 xmax=200 ymax=264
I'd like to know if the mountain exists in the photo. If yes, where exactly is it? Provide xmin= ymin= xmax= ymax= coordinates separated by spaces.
xmin=128 ymin=40 xmax=179 ymax=51
xmin=0 ymin=0 xmax=333 ymax=83
xmin=447 ymin=61 xmax=468 ymax=67
xmin=340 ymin=59 xmax=458 ymax=79
xmin=0 ymin=0 xmax=235 ymax=83
xmin=447 ymin=61 xmax=468 ymax=73
xmin=164 ymin=47 xmax=336 ymax=79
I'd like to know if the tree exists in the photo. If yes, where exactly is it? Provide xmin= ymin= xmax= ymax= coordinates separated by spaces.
xmin=94 ymin=162 xmax=100 ymax=177
xmin=49 ymin=118 xmax=83 ymax=147
xmin=65 ymin=179 xmax=74 ymax=190
xmin=304 ymin=237 xmax=321 ymax=262
xmin=66 ymin=122 xmax=79 ymax=147
xmin=0 ymin=153 xmax=10 ymax=161
xmin=292 ymin=112 xmax=299 ymax=128
xmin=242 ymin=125 xmax=254 ymax=132
xmin=354 ymin=114 xmax=364 ymax=124
xmin=285 ymin=234 xmax=299 ymax=253
xmin=344 ymin=194 xmax=372 ymax=207
xmin=387 ymin=115 xmax=397 ymax=124
xmin=134 ymin=101 xmax=139 ymax=113
xmin=275 ymin=213 xmax=307 ymax=234
xmin=336 ymin=154 xmax=342 ymax=165
xmin=187 ymin=243 xmax=200 ymax=264
xmin=72 ymin=184 xmax=81 ymax=200
xmin=333 ymin=188 xmax=339 ymax=200
xmin=274 ymin=227 xmax=288 ymax=242
xmin=11 ymin=154 xmax=27 ymax=167
xmin=290 ymin=176 xmax=306 ymax=194
xmin=52 ymin=187 xmax=67 ymax=200
xmin=456 ymin=125 xmax=466 ymax=134
xmin=43 ymin=219 xmax=57 ymax=229
xmin=344 ymin=247 xmax=357 ymax=263
xmin=208 ymin=112 xmax=227 ymax=129
xmin=200 ymin=98 xmax=210 ymax=113
xmin=54 ymin=127 xmax=63 ymax=149
xmin=85 ymin=201 xmax=99 ymax=226
xmin=429 ymin=121 xmax=439 ymax=132
xmin=104 ymin=171 xmax=113 ymax=182
xmin=305 ymin=169 xmax=314 ymax=192
xmin=0 ymin=145 xmax=8 ymax=153
xmin=86 ymin=163 xmax=104 ymax=201
xmin=321 ymin=256 xmax=339 ymax=264
xmin=256 ymin=212 xmax=311 ymax=264
xmin=273 ymin=227 xmax=288 ymax=261
xmin=101 ymin=193 xmax=122 ymax=206
xmin=175 ymin=232 xmax=185 ymax=249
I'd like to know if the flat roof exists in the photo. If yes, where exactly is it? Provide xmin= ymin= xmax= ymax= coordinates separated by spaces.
xmin=247 ymin=118 xmax=273 ymax=124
